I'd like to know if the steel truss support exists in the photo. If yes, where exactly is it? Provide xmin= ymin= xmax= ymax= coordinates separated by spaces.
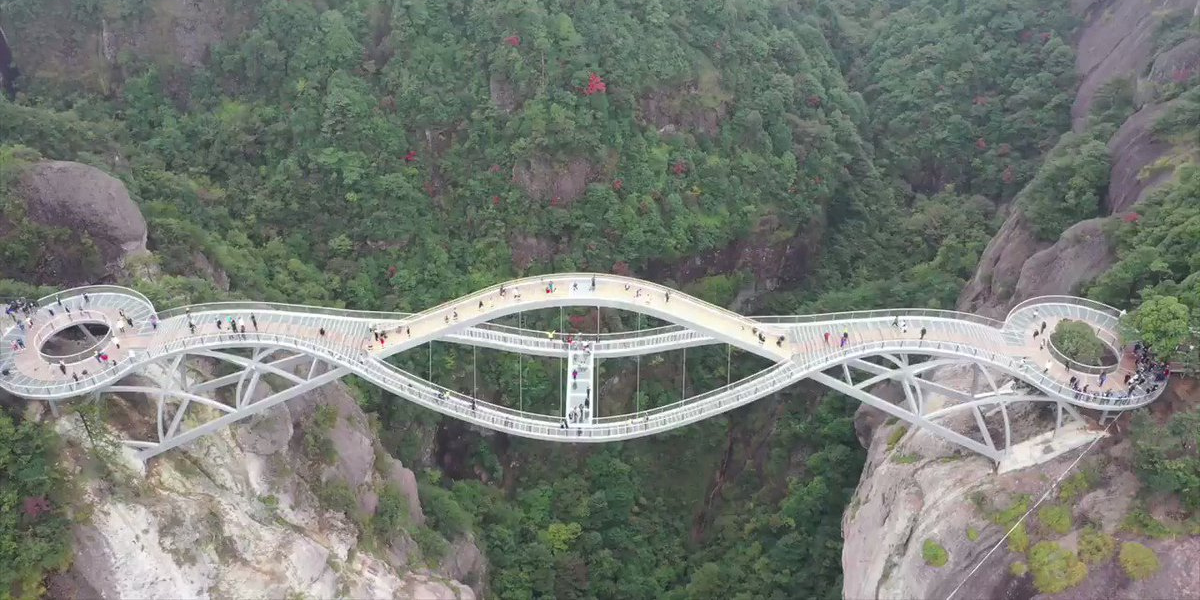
xmin=113 ymin=347 xmax=343 ymax=460
xmin=821 ymin=354 xmax=1074 ymax=463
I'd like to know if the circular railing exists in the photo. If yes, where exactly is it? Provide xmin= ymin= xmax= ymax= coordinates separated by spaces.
xmin=1045 ymin=326 xmax=1120 ymax=376
xmin=34 ymin=313 xmax=113 ymax=364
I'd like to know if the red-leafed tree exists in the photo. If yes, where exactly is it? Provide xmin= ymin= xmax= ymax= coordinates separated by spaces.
xmin=584 ymin=72 xmax=607 ymax=95
xmin=612 ymin=178 xmax=623 ymax=190
xmin=672 ymin=160 xmax=688 ymax=176
xmin=504 ymin=35 xmax=521 ymax=47
xmin=976 ymin=138 xmax=987 ymax=150
xmin=404 ymin=150 xmax=418 ymax=162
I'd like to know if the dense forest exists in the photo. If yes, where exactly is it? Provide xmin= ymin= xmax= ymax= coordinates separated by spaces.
xmin=1 ymin=0 xmax=1198 ymax=598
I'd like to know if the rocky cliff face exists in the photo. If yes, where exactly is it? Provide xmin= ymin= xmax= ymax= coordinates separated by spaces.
xmin=847 ymin=1 xmax=1200 ymax=596
xmin=45 ymin=366 xmax=485 ymax=600
xmin=959 ymin=0 xmax=1200 ymax=317
xmin=843 ymin=379 xmax=1199 ymax=600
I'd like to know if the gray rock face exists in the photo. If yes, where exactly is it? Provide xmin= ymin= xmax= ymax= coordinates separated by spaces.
xmin=439 ymin=534 xmax=489 ymax=597
xmin=1009 ymin=218 xmax=1117 ymax=303
xmin=1069 ymin=0 xmax=1198 ymax=130
xmin=233 ymin=403 xmax=294 ymax=456
xmin=383 ymin=456 xmax=426 ymax=526
xmin=1106 ymin=101 xmax=1180 ymax=213
xmin=958 ymin=209 xmax=1048 ymax=317
xmin=17 ymin=160 xmax=148 ymax=276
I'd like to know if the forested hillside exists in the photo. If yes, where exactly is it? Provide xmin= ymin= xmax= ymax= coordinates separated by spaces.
xmin=1 ymin=0 xmax=1195 ymax=598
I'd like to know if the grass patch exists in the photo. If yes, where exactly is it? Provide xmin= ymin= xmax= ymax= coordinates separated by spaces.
xmin=922 ymin=539 xmax=949 ymax=567
xmin=892 ymin=453 xmax=921 ymax=464
xmin=1029 ymin=541 xmax=1087 ymax=594
xmin=886 ymin=426 xmax=908 ymax=451
xmin=1078 ymin=528 xmax=1116 ymax=564
xmin=1121 ymin=503 xmax=1184 ymax=539
xmin=1057 ymin=469 xmax=1097 ymax=503
xmin=1119 ymin=542 xmax=1161 ymax=580
xmin=1008 ymin=522 xmax=1030 ymax=553
xmin=1038 ymin=504 xmax=1073 ymax=535
xmin=1010 ymin=561 xmax=1028 ymax=577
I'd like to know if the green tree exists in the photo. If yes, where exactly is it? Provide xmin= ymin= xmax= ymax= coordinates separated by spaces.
xmin=1121 ymin=295 xmax=1192 ymax=359
xmin=0 ymin=412 xmax=74 ymax=599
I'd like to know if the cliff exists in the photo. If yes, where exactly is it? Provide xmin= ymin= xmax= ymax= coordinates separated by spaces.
xmin=42 ymin=362 xmax=485 ymax=599
xmin=959 ymin=0 xmax=1200 ymax=317
xmin=845 ymin=0 xmax=1200 ymax=596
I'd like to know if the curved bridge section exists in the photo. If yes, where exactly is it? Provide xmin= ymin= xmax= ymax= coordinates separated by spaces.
xmin=0 ymin=274 xmax=1163 ymax=462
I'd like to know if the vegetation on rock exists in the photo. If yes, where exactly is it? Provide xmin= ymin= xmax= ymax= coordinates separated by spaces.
xmin=1077 ymin=528 xmax=1116 ymax=564
xmin=922 ymin=539 xmax=949 ymax=567
xmin=1118 ymin=542 xmax=1161 ymax=580
xmin=1028 ymin=541 xmax=1087 ymax=594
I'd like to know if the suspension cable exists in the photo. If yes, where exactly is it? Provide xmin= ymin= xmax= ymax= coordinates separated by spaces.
xmin=945 ymin=416 xmax=1119 ymax=600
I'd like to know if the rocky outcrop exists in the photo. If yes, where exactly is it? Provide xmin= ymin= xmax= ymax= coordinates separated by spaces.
xmin=1069 ymin=0 xmax=1199 ymax=130
xmin=511 ymin=156 xmax=597 ymax=205
xmin=842 ymin=369 xmax=1200 ymax=600
xmin=48 ymin=368 xmax=483 ymax=599
xmin=958 ymin=209 xmax=1047 ymax=317
xmin=1007 ymin=218 xmax=1117 ymax=305
xmin=7 ymin=160 xmax=150 ymax=282
xmin=4 ymin=0 xmax=244 ymax=91
xmin=638 ymin=80 xmax=729 ymax=138
xmin=962 ymin=0 xmax=1200 ymax=317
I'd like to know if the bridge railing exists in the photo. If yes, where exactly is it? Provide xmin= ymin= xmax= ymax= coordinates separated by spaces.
xmin=37 ymin=285 xmax=155 ymax=311
xmin=155 ymin=301 xmax=412 ymax=322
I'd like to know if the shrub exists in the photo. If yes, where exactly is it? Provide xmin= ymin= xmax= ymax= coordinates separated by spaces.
xmin=1008 ymin=522 xmax=1030 ymax=553
xmin=412 ymin=526 xmax=449 ymax=563
xmin=1058 ymin=470 xmax=1097 ymax=503
xmin=967 ymin=527 xmax=980 ymax=542
xmin=1119 ymin=542 xmax=1161 ymax=580
xmin=1050 ymin=320 xmax=1106 ymax=365
xmin=1038 ymin=504 xmax=1073 ymax=535
xmin=887 ymin=426 xmax=908 ymax=451
xmin=316 ymin=480 xmax=357 ymax=516
xmin=418 ymin=482 xmax=472 ymax=538
xmin=922 ymin=539 xmax=949 ymax=567
xmin=1029 ymin=541 xmax=1087 ymax=594
xmin=1077 ymin=528 xmax=1116 ymax=564
xmin=1010 ymin=561 xmax=1028 ymax=577
xmin=373 ymin=486 xmax=411 ymax=541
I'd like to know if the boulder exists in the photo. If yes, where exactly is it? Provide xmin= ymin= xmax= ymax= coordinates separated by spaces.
xmin=11 ymin=160 xmax=149 ymax=282
xmin=382 ymin=456 xmax=425 ymax=526
xmin=438 ymin=534 xmax=488 ymax=597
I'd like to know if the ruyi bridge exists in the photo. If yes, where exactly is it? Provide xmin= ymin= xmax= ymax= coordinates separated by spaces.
xmin=0 ymin=274 xmax=1163 ymax=463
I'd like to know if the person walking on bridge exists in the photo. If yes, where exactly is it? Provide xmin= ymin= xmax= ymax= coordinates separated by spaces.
xmin=250 ymin=314 xmax=258 ymax=331
xmin=215 ymin=318 xmax=223 ymax=330
xmin=823 ymin=331 xmax=831 ymax=345
xmin=57 ymin=360 xmax=66 ymax=375
xmin=920 ymin=327 xmax=927 ymax=340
